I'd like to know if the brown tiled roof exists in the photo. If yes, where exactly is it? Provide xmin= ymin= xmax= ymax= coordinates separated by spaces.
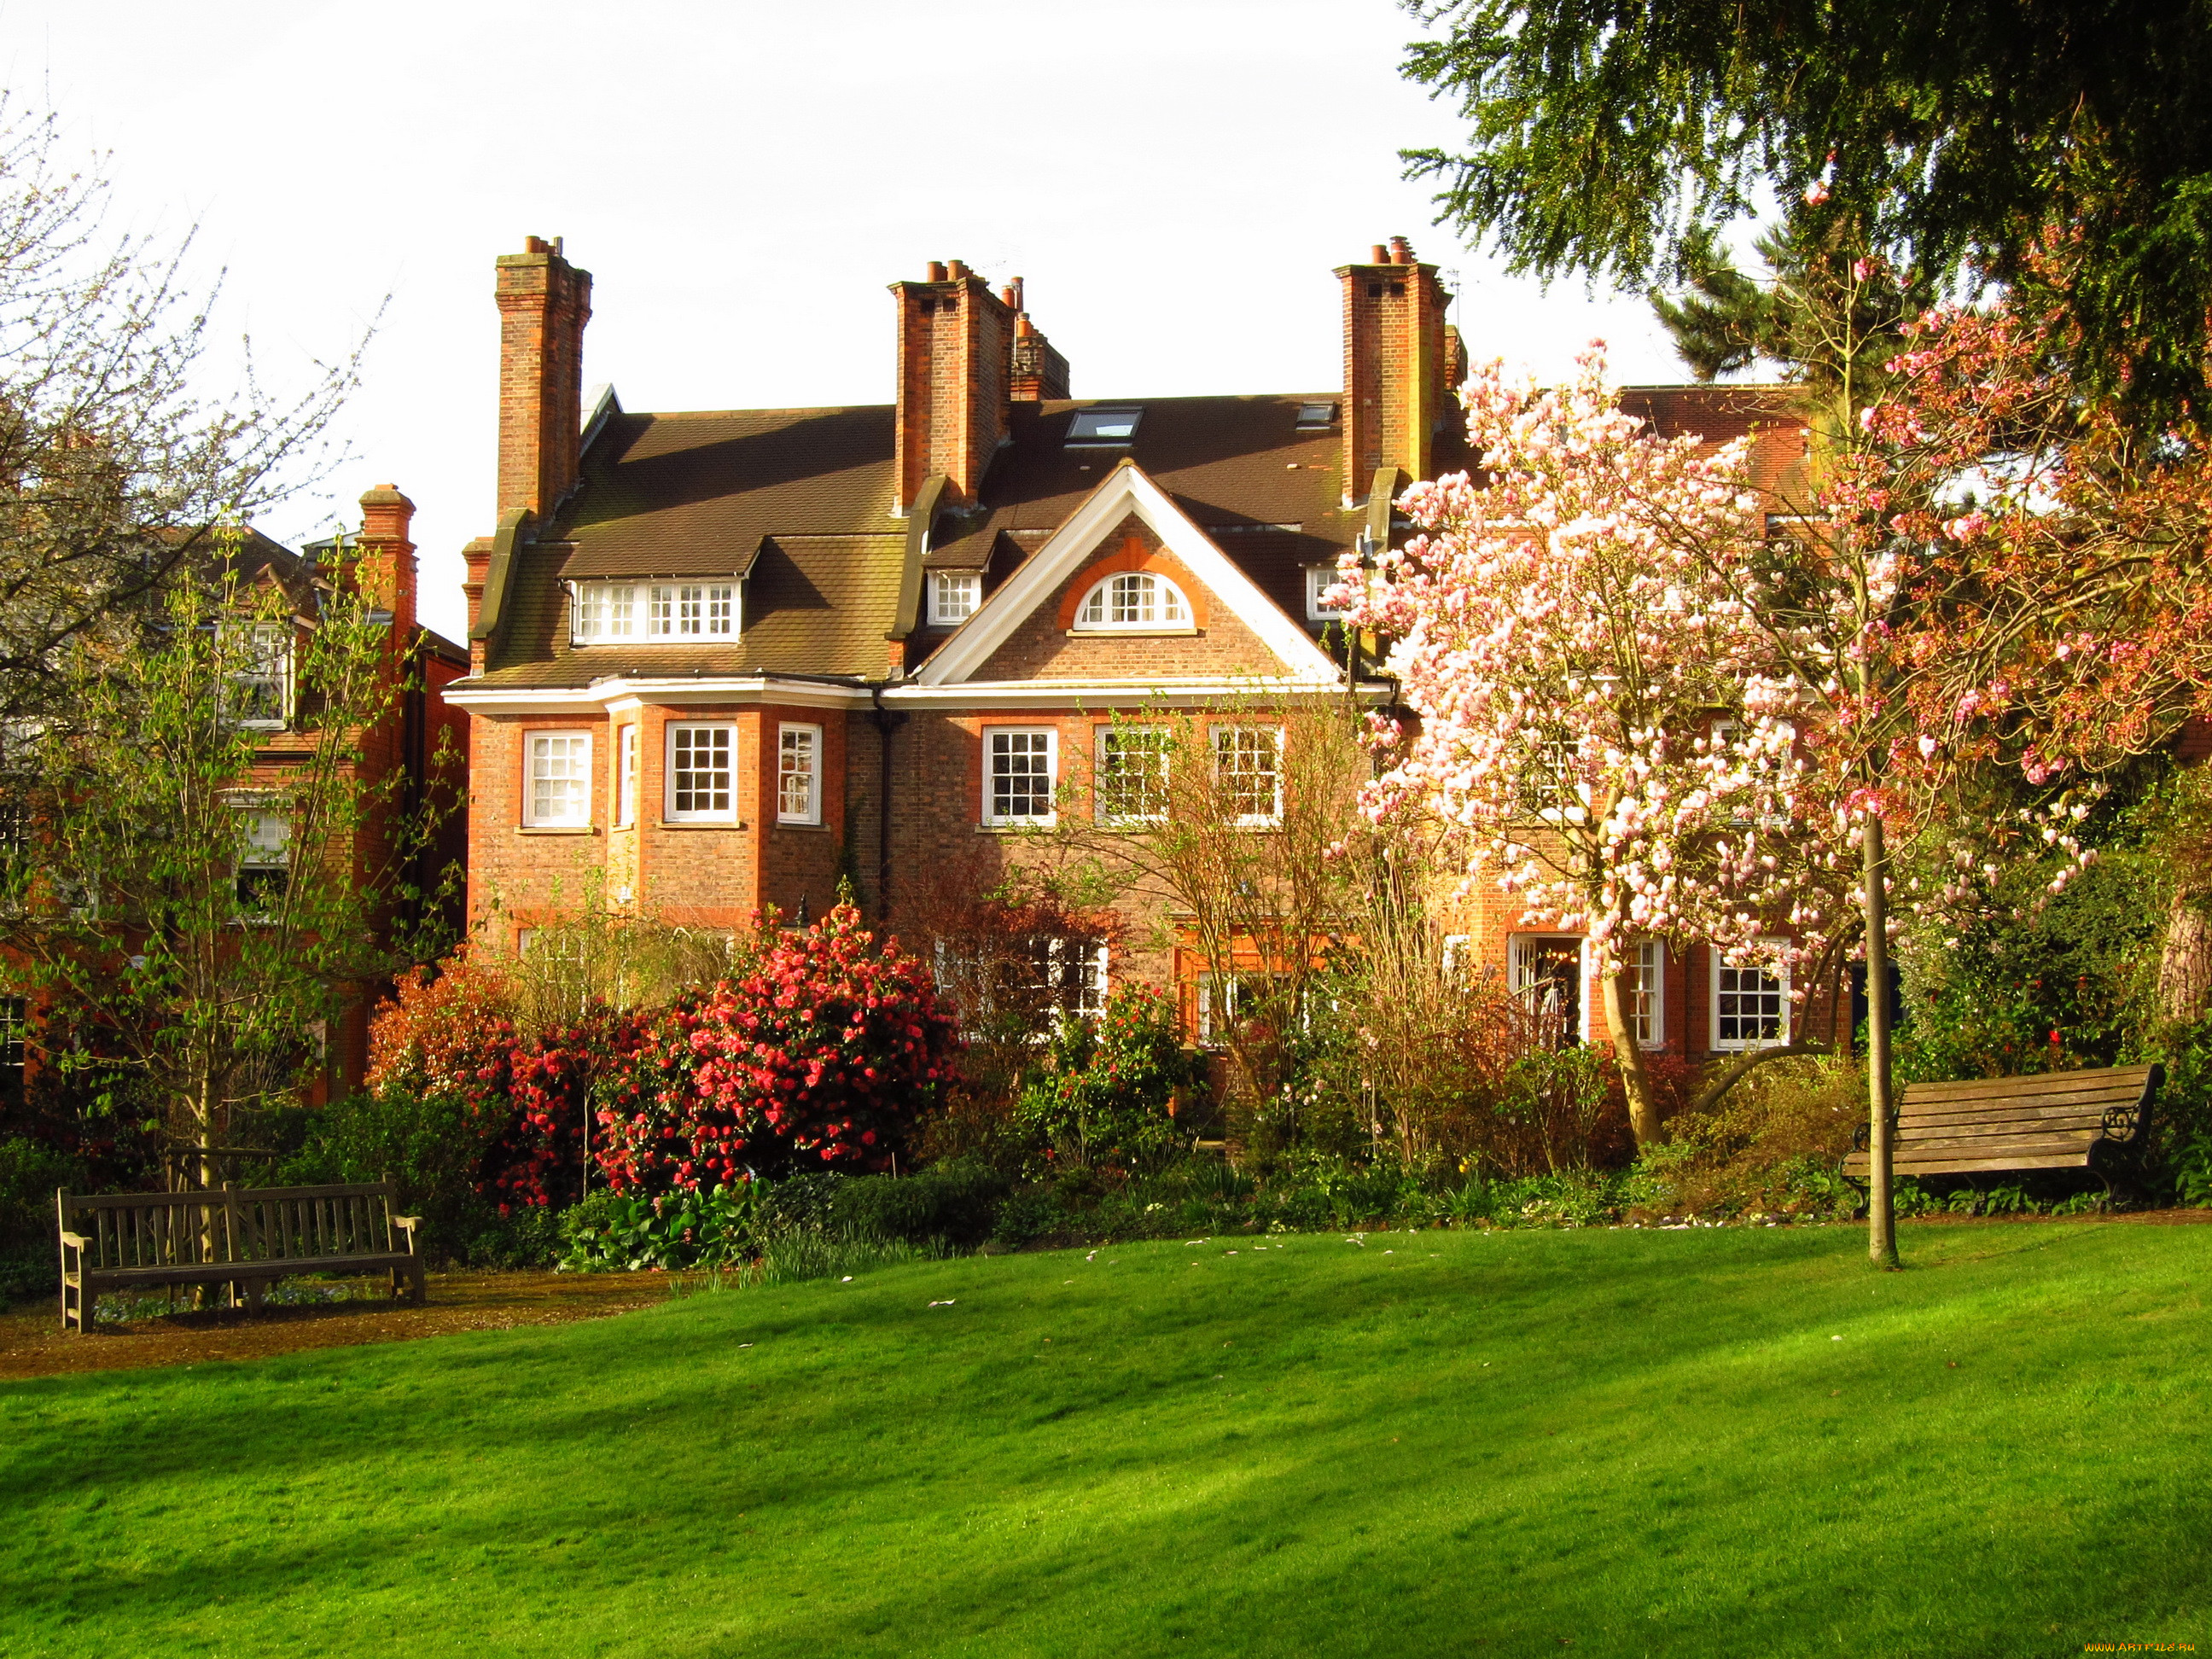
xmin=558 ymin=406 xmax=899 ymax=573
xmin=474 ymin=533 xmax=906 ymax=687
xmin=472 ymin=384 xmax=1795 ymax=690
xmin=1619 ymin=385 xmax=1808 ymax=496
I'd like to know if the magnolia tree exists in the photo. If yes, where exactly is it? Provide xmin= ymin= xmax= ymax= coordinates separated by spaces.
xmin=1341 ymin=349 xmax=1851 ymax=1147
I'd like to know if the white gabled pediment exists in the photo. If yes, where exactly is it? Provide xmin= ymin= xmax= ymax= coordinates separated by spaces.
xmin=912 ymin=460 xmax=1342 ymax=686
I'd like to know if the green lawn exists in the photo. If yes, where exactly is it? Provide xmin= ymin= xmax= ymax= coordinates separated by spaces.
xmin=3 ymin=1222 xmax=2206 ymax=1658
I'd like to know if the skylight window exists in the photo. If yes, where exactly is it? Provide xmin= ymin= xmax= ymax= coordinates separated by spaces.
xmin=1295 ymin=400 xmax=1338 ymax=430
xmin=1066 ymin=407 xmax=1143 ymax=446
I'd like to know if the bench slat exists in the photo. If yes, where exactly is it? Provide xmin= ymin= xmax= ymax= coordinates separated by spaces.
xmin=1901 ymin=1108 xmax=2117 ymax=1132
xmin=1844 ymin=1150 xmax=2106 ymax=1174
xmin=1892 ymin=1132 xmax=2099 ymax=1157
xmin=1901 ymin=1067 xmax=2157 ymax=1105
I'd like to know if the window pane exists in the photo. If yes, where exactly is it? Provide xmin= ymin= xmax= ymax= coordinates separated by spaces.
xmin=1512 ymin=937 xmax=1583 ymax=1039
xmin=617 ymin=726 xmax=638 ymax=826
xmin=672 ymin=726 xmax=733 ymax=816
xmin=1068 ymin=408 xmax=1142 ymax=442
xmin=1716 ymin=959 xmax=1786 ymax=1046
xmin=649 ymin=586 xmax=674 ymax=636
xmin=1632 ymin=940 xmax=1662 ymax=1045
xmin=989 ymin=729 xmax=1054 ymax=820
xmin=529 ymin=733 xmax=590 ymax=824
xmin=1213 ymin=727 xmax=1280 ymax=822
xmin=933 ymin=572 xmax=977 ymax=624
xmin=779 ymin=726 xmax=818 ymax=822
xmin=1098 ymin=727 xmax=1168 ymax=822
xmin=707 ymin=585 xmax=734 ymax=636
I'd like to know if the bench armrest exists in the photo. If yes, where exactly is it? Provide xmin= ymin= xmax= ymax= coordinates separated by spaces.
xmin=391 ymin=1214 xmax=422 ymax=1237
xmin=57 ymin=1230 xmax=86 ymax=1249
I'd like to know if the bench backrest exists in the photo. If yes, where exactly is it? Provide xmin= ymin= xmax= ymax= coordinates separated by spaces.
xmin=1898 ymin=1063 xmax=2161 ymax=1141
xmin=57 ymin=1182 xmax=401 ymax=1272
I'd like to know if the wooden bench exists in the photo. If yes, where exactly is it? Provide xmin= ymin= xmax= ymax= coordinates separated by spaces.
xmin=56 ymin=1180 xmax=425 ymax=1332
xmin=1842 ymin=1062 xmax=2161 ymax=1188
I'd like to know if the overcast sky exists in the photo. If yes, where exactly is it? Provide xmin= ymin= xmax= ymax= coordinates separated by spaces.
xmin=5 ymin=0 xmax=1679 ymax=638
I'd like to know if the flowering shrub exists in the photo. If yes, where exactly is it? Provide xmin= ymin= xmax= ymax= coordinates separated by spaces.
xmin=594 ymin=904 xmax=962 ymax=1193
xmin=1015 ymin=986 xmax=1208 ymax=1173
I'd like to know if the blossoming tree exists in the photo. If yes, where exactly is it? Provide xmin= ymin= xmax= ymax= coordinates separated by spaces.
xmin=1340 ymin=349 xmax=1849 ymax=1147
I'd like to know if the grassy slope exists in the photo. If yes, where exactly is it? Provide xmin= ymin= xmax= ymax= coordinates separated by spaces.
xmin=2 ymin=1223 xmax=2205 ymax=1659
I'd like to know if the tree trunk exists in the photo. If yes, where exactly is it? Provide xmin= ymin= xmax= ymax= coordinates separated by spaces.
xmin=2157 ymin=888 xmax=2212 ymax=1023
xmin=1600 ymin=966 xmax=1660 ymax=1147
xmin=1863 ymin=813 xmax=1900 ymax=1270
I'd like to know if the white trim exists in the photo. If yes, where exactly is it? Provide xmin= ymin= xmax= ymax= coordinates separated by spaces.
xmin=523 ymin=730 xmax=594 ymax=828
xmin=1710 ymin=941 xmax=1790 ymax=1051
xmin=615 ymin=724 xmax=638 ymax=828
xmin=664 ymin=722 xmax=739 ymax=823
xmin=777 ymin=722 xmax=823 ymax=824
xmin=982 ymin=725 xmax=1058 ymax=827
xmin=912 ymin=462 xmax=1343 ymax=686
xmin=446 ymin=677 xmax=876 ymax=713
xmin=887 ymin=678 xmax=1394 ymax=709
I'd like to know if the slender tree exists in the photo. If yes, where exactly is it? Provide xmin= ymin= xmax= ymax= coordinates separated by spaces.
xmin=2 ymin=533 xmax=458 ymax=1187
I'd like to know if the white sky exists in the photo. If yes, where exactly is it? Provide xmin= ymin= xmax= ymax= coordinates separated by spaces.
xmin=3 ymin=0 xmax=1679 ymax=639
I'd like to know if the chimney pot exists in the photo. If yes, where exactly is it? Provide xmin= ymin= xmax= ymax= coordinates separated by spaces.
xmin=1371 ymin=244 xmax=1389 ymax=265
xmin=927 ymin=260 xmax=948 ymax=282
xmin=948 ymin=258 xmax=971 ymax=280
xmin=1389 ymin=236 xmax=1415 ymax=265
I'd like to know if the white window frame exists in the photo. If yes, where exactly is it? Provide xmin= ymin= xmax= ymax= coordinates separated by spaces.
xmin=576 ymin=580 xmax=740 ymax=643
xmin=233 ymin=807 xmax=290 ymax=919
xmin=665 ymin=723 xmax=737 ymax=824
xmin=523 ymin=731 xmax=593 ymax=828
xmin=570 ymin=582 xmax=640 ymax=643
xmin=224 ymin=621 xmax=293 ymax=730
xmin=1441 ymin=934 xmax=1474 ymax=987
xmin=1628 ymin=939 xmax=1665 ymax=1049
xmin=1094 ymin=725 xmax=1170 ymax=825
xmin=984 ymin=726 xmax=1057 ymax=827
xmin=1510 ymin=934 xmax=1590 ymax=1042
xmin=1041 ymin=937 xmax=1109 ymax=1024
xmin=1073 ymin=570 xmax=1192 ymax=632
xmin=1306 ymin=565 xmax=1350 ymax=620
xmin=1711 ymin=942 xmax=1790 ymax=1051
xmin=928 ymin=571 xmax=981 ymax=626
xmin=1212 ymin=725 xmax=1284 ymax=828
xmin=777 ymin=723 xmax=823 ymax=825
xmin=615 ymin=725 xmax=639 ymax=828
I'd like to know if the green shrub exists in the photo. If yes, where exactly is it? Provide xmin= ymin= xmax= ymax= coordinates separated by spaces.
xmin=560 ymin=1183 xmax=761 ymax=1272
xmin=830 ymin=1160 xmax=1010 ymax=1250
xmin=0 ymin=1136 xmax=86 ymax=1305
xmin=280 ymin=1089 xmax=511 ymax=1266
xmin=1014 ymin=988 xmax=1208 ymax=1174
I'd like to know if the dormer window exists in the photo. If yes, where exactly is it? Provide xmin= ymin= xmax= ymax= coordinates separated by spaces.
xmin=571 ymin=581 xmax=739 ymax=643
xmin=1295 ymin=400 xmax=1338 ymax=430
xmin=928 ymin=571 xmax=981 ymax=626
xmin=1306 ymin=565 xmax=1350 ymax=620
xmin=1066 ymin=407 xmax=1143 ymax=447
xmin=1074 ymin=570 xmax=1190 ymax=632
xmin=223 ymin=622 xmax=292 ymax=729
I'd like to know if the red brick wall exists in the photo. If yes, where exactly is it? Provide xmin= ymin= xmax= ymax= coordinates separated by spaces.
xmin=893 ymin=262 xmax=1014 ymax=510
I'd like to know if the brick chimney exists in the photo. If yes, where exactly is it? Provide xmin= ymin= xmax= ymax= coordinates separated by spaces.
xmin=1337 ymin=236 xmax=1454 ymax=498
xmin=891 ymin=259 xmax=1016 ymax=511
xmin=495 ymin=236 xmax=592 ymax=522
xmin=1004 ymin=278 xmax=1071 ymax=403
xmin=355 ymin=484 xmax=418 ymax=638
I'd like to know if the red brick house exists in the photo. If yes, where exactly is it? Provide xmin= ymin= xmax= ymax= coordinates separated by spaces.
xmin=445 ymin=235 xmax=1837 ymax=1066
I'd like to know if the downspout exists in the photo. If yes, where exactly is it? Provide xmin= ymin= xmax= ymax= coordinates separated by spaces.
xmin=870 ymin=681 xmax=903 ymax=922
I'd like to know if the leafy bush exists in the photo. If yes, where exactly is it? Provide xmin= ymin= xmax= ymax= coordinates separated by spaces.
xmin=561 ymin=1183 xmax=760 ymax=1272
xmin=829 ymin=1160 xmax=1010 ymax=1251
xmin=595 ymin=904 xmax=962 ymax=1193
xmin=1014 ymin=987 xmax=1207 ymax=1174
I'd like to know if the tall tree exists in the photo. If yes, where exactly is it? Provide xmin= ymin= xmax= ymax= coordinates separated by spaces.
xmin=1399 ymin=0 xmax=2212 ymax=420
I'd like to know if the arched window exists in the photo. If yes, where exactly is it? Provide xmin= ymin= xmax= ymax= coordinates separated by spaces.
xmin=1074 ymin=570 xmax=1190 ymax=630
